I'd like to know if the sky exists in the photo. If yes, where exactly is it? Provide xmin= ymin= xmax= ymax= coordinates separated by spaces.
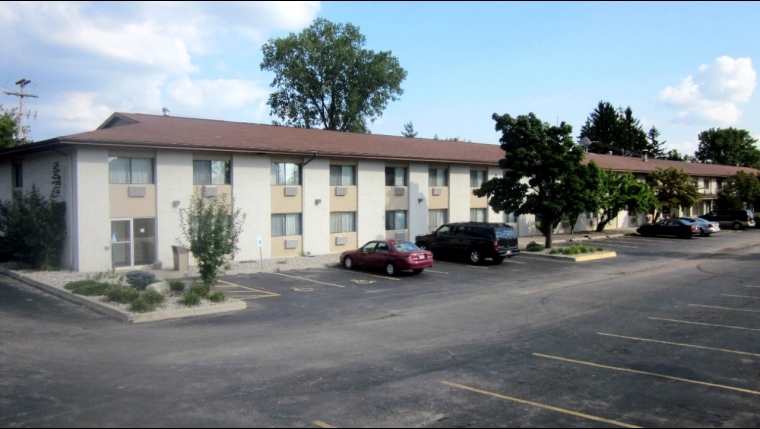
xmin=2 ymin=1 xmax=759 ymax=156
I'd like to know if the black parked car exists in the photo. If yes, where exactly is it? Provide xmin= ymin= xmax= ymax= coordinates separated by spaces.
xmin=700 ymin=209 xmax=755 ymax=230
xmin=415 ymin=222 xmax=519 ymax=264
xmin=637 ymin=219 xmax=700 ymax=238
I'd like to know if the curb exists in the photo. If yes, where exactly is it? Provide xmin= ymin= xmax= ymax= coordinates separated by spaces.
xmin=520 ymin=251 xmax=618 ymax=262
xmin=0 ymin=267 xmax=247 ymax=324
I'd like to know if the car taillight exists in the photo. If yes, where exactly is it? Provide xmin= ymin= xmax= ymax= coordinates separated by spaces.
xmin=493 ymin=241 xmax=499 ymax=250
xmin=691 ymin=226 xmax=696 ymax=231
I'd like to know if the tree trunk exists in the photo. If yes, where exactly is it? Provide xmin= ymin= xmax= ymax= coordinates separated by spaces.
xmin=596 ymin=219 xmax=610 ymax=232
xmin=544 ymin=231 xmax=552 ymax=249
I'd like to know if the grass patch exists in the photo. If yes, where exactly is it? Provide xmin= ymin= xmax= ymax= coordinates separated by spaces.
xmin=129 ymin=298 xmax=154 ymax=313
xmin=209 ymin=291 xmax=226 ymax=303
xmin=188 ymin=282 xmax=209 ymax=298
xmin=142 ymin=290 xmax=165 ymax=305
xmin=551 ymin=244 xmax=605 ymax=256
xmin=64 ymin=280 xmax=112 ymax=296
xmin=525 ymin=241 xmax=545 ymax=252
xmin=169 ymin=280 xmax=186 ymax=296
xmin=105 ymin=286 xmax=140 ymax=304
xmin=181 ymin=293 xmax=201 ymax=307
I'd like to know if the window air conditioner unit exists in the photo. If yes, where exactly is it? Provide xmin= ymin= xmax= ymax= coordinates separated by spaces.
xmin=395 ymin=187 xmax=406 ymax=196
xmin=284 ymin=187 xmax=298 ymax=197
xmin=432 ymin=188 xmax=442 ymax=196
xmin=395 ymin=232 xmax=406 ymax=240
xmin=335 ymin=236 xmax=348 ymax=246
xmin=285 ymin=239 xmax=298 ymax=249
xmin=129 ymin=186 xmax=147 ymax=197
xmin=335 ymin=187 xmax=348 ymax=196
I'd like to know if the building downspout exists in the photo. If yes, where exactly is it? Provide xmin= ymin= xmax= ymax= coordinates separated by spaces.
xmin=53 ymin=148 xmax=75 ymax=270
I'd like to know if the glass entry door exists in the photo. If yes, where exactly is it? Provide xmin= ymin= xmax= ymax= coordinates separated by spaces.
xmin=111 ymin=218 xmax=156 ymax=268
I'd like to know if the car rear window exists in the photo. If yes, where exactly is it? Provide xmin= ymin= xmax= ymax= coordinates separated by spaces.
xmin=494 ymin=226 xmax=515 ymax=239
xmin=747 ymin=210 xmax=755 ymax=219
xmin=393 ymin=241 xmax=421 ymax=252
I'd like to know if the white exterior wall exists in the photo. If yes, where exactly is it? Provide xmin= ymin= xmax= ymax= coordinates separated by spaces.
xmin=73 ymin=147 xmax=111 ymax=272
xmin=357 ymin=160 xmax=385 ymax=243
xmin=487 ymin=166 xmax=502 ymax=223
xmin=233 ymin=153 xmax=272 ymax=261
xmin=302 ymin=157 xmax=330 ymax=255
xmin=155 ymin=150 xmax=193 ymax=267
xmin=449 ymin=165 xmax=470 ymax=223
xmin=408 ymin=163 xmax=429 ymax=238
xmin=0 ymin=159 xmax=10 ymax=202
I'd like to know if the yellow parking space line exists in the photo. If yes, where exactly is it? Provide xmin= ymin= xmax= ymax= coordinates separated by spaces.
xmin=688 ymin=304 xmax=760 ymax=313
xmin=323 ymin=267 xmax=399 ymax=281
xmin=313 ymin=421 xmax=336 ymax=428
xmin=598 ymin=332 xmax=760 ymax=358
xmin=746 ymin=285 xmax=760 ymax=288
xmin=534 ymin=353 xmax=760 ymax=396
xmin=721 ymin=294 xmax=759 ymax=299
xmin=649 ymin=317 xmax=760 ymax=332
xmin=441 ymin=381 xmax=640 ymax=428
xmin=594 ymin=242 xmax=639 ymax=249
xmin=216 ymin=280 xmax=280 ymax=297
xmin=267 ymin=272 xmax=345 ymax=288
xmin=234 ymin=295 xmax=280 ymax=300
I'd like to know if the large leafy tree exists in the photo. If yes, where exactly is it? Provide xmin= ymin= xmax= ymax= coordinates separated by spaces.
xmin=717 ymin=171 xmax=760 ymax=210
xmin=474 ymin=112 xmax=600 ymax=248
xmin=695 ymin=127 xmax=760 ymax=168
xmin=0 ymin=105 xmax=21 ymax=148
xmin=646 ymin=167 xmax=702 ymax=221
xmin=260 ymin=18 xmax=407 ymax=133
xmin=595 ymin=169 xmax=658 ymax=231
xmin=579 ymin=101 xmax=656 ymax=157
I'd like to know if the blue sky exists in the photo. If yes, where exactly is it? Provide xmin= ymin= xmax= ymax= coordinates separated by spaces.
xmin=2 ymin=2 xmax=758 ymax=155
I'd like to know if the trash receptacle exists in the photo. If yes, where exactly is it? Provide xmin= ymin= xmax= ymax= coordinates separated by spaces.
xmin=172 ymin=246 xmax=189 ymax=271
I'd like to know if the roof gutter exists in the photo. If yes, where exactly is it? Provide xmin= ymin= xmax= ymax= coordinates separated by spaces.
xmin=303 ymin=152 xmax=318 ymax=166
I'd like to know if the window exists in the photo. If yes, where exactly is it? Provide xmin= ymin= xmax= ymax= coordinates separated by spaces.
xmin=506 ymin=213 xmax=517 ymax=223
xmin=330 ymin=212 xmax=356 ymax=233
xmin=12 ymin=163 xmax=22 ymax=187
xmin=703 ymin=179 xmax=710 ymax=191
xmin=385 ymin=210 xmax=407 ymax=230
xmin=271 ymin=214 xmax=301 ymax=237
xmin=470 ymin=208 xmax=486 ymax=222
xmin=470 ymin=170 xmax=486 ymax=187
xmin=429 ymin=168 xmax=448 ymax=187
xmin=429 ymin=209 xmax=448 ymax=229
xmin=330 ymin=165 xmax=355 ymax=186
xmin=193 ymin=160 xmax=230 ymax=185
xmin=385 ymin=167 xmax=407 ymax=186
xmin=108 ymin=157 xmax=154 ymax=184
xmin=271 ymin=162 xmax=301 ymax=185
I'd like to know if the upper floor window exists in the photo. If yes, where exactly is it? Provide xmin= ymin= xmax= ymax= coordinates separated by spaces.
xmin=12 ymin=163 xmax=22 ymax=188
xmin=429 ymin=168 xmax=448 ymax=187
xmin=271 ymin=162 xmax=301 ymax=186
xmin=703 ymin=179 xmax=710 ymax=191
xmin=109 ymin=157 xmax=153 ymax=184
xmin=193 ymin=160 xmax=230 ymax=185
xmin=330 ymin=165 xmax=355 ymax=186
xmin=470 ymin=170 xmax=486 ymax=187
xmin=385 ymin=167 xmax=407 ymax=186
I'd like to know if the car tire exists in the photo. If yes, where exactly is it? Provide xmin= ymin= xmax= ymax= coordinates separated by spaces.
xmin=385 ymin=261 xmax=396 ymax=276
xmin=343 ymin=256 xmax=354 ymax=270
xmin=732 ymin=222 xmax=742 ymax=230
xmin=493 ymin=256 xmax=505 ymax=264
xmin=468 ymin=249 xmax=482 ymax=265
xmin=412 ymin=268 xmax=424 ymax=274
xmin=417 ymin=243 xmax=428 ymax=250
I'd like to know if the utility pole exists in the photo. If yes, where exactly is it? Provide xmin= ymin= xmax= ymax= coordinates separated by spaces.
xmin=4 ymin=78 xmax=38 ymax=141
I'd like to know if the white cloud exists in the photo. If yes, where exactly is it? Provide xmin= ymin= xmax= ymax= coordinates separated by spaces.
xmin=166 ymin=77 xmax=270 ymax=119
xmin=659 ymin=56 xmax=756 ymax=125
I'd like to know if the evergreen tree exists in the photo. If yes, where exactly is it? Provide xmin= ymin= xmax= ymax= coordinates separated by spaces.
xmin=401 ymin=121 xmax=418 ymax=138
xmin=647 ymin=126 xmax=667 ymax=159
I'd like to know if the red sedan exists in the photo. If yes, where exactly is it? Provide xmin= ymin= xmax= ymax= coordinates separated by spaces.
xmin=341 ymin=240 xmax=434 ymax=275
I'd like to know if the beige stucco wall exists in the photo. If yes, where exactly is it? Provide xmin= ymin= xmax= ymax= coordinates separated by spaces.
xmin=449 ymin=165 xmax=469 ymax=223
xmin=330 ymin=186 xmax=358 ymax=211
xmin=192 ymin=185 xmax=232 ymax=205
xmin=110 ymin=184 xmax=157 ymax=218
xmin=428 ymin=187 xmax=449 ymax=209
xmin=271 ymin=235 xmax=302 ymax=258
xmin=385 ymin=186 xmax=409 ymax=210
xmin=385 ymin=229 xmax=409 ymax=240
xmin=487 ymin=166 xmax=502 ymax=223
xmin=271 ymin=186 xmax=303 ymax=213
xmin=330 ymin=232 xmax=357 ymax=253
xmin=470 ymin=189 xmax=488 ymax=208
xmin=74 ymin=147 xmax=112 ymax=272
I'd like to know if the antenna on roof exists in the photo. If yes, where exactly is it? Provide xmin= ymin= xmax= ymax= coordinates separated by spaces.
xmin=162 ymin=107 xmax=170 ymax=117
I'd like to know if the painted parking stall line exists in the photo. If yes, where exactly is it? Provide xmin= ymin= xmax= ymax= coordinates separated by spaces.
xmin=688 ymin=304 xmax=760 ymax=313
xmin=322 ymin=267 xmax=400 ymax=281
xmin=215 ymin=279 xmax=280 ymax=299
xmin=649 ymin=317 xmax=760 ymax=332
xmin=266 ymin=272 xmax=346 ymax=288
xmin=441 ymin=381 xmax=640 ymax=428
xmin=721 ymin=294 xmax=760 ymax=299
xmin=598 ymin=332 xmax=760 ymax=358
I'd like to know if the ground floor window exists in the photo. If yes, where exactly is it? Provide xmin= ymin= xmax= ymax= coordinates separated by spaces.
xmin=272 ymin=214 xmax=301 ymax=237
xmin=470 ymin=208 xmax=486 ymax=222
xmin=629 ymin=211 xmax=639 ymax=227
xmin=429 ymin=209 xmax=448 ymax=230
xmin=385 ymin=210 xmax=407 ymax=230
xmin=506 ymin=212 xmax=517 ymax=223
xmin=330 ymin=212 xmax=356 ymax=233
xmin=111 ymin=218 xmax=155 ymax=268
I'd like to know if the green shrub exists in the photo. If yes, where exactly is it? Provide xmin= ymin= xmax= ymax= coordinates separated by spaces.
xmin=189 ymin=282 xmax=209 ymax=298
xmin=597 ymin=247 xmax=604 ymax=252
xmin=209 ymin=291 xmax=226 ymax=303
xmin=129 ymin=298 xmax=154 ymax=313
xmin=125 ymin=271 xmax=156 ymax=290
xmin=526 ymin=241 xmax=545 ymax=252
xmin=579 ymin=247 xmax=589 ymax=254
xmin=181 ymin=293 xmax=201 ymax=307
xmin=142 ymin=290 xmax=165 ymax=305
xmin=106 ymin=286 xmax=140 ymax=304
xmin=169 ymin=280 xmax=186 ymax=295
xmin=64 ymin=280 xmax=111 ymax=296
xmin=549 ymin=249 xmax=559 ymax=255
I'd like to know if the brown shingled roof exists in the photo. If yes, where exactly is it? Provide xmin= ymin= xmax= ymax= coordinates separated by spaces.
xmin=584 ymin=153 xmax=757 ymax=178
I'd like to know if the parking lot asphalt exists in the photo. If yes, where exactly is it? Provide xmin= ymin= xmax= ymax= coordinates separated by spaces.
xmin=1 ymin=229 xmax=759 ymax=427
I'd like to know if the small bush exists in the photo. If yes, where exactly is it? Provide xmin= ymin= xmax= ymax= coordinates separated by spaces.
xmin=579 ymin=247 xmax=589 ymax=254
xmin=209 ymin=291 xmax=226 ymax=303
xmin=526 ymin=241 xmax=545 ymax=252
xmin=549 ymin=249 xmax=559 ymax=255
xmin=125 ymin=271 xmax=156 ymax=290
xmin=64 ymin=280 xmax=112 ymax=296
xmin=142 ymin=290 xmax=165 ymax=305
xmin=129 ymin=298 xmax=154 ymax=313
xmin=597 ymin=247 xmax=604 ymax=252
xmin=181 ymin=293 xmax=201 ymax=307
xmin=169 ymin=280 xmax=186 ymax=295
xmin=106 ymin=286 xmax=140 ymax=304
xmin=189 ymin=282 xmax=209 ymax=298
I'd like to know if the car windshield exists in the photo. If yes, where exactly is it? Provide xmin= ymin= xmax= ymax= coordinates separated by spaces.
xmin=747 ymin=210 xmax=755 ymax=219
xmin=393 ymin=241 xmax=420 ymax=252
xmin=494 ymin=226 xmax=514 ymax=239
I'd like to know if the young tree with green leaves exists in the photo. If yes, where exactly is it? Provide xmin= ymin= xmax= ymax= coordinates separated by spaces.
xmin=474 ymin=112 xmax=600 ymax=248
xmin=695 ymin=127 xmax=760 ymax=168
xmin=646 ymin=167 xmax=702 ymax=221
xmin=0 ymin=105 xmax=21 ymax=148
xmin=717 ymin=171 xmax=760 ymax=210
xmin=179 ymin=191 xmax=246 ymax=292
xmin=595 ymin=169 xmax=658 ymax=231
xmin=401 ymin=121 xmax=417 ymax=138
xmin=260 ymin=18 xmax=407 ymax=133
